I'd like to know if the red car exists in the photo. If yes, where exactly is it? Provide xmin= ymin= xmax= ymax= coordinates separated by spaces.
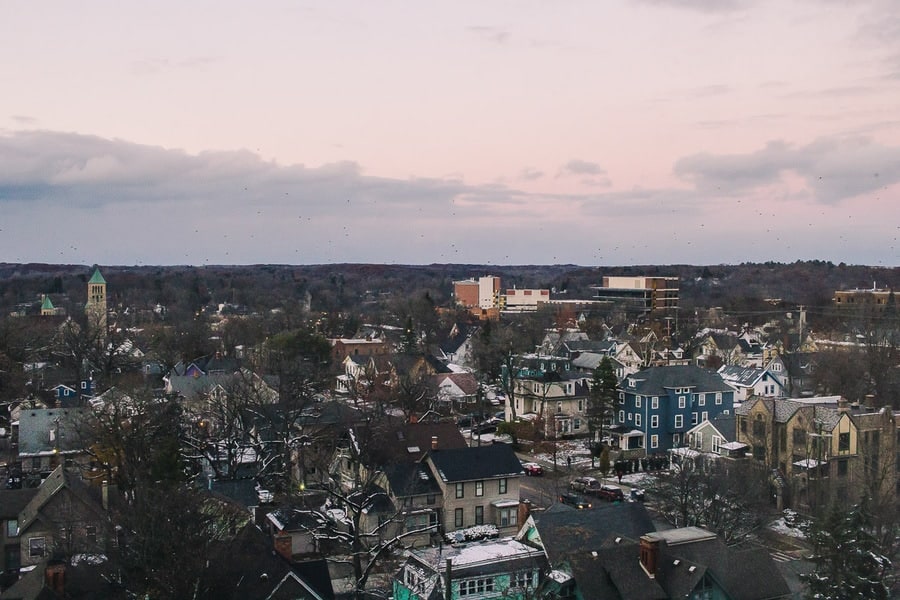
xmin=522 ymin=462 xmax=543 ymax=476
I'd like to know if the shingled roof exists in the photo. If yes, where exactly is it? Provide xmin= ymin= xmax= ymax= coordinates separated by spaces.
xmin=625 ymin=365 xmax=732 ymax=395
xmin=427 ymin=444 xmax=523 ymax=482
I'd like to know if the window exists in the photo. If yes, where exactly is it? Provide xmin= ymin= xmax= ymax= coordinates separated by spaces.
xmin=715 ymin=392 xmax=722 ymax=405
xmin=699 ymin=395 xmax=706 ymax=406
xmin=513 ymin=570 xmax=536 ymax=589
xmin=455 ymin=482 xmax=464 ymax=499
xmin=678 ymin=396 xmax=686 ymax=409
xmin=652 ymin=396 xmax=659 ymax=409
xmin=29 ymin=537 xmax=46 ymax=558
xmin=839 ymin=432 xmax=851 ymax=452
xmin=427 ymin=494 xmax=436 ymax=505
xmin=694 ymin=432 xmax=703 ymax=448
xmin=650 ymin=435 xmax=659 ymax=448
xmin=574 ymin=418 xmax=582 ymax=430
xmin=498 ymin=478 xmax=507 ymax=494
xmin=701 ymin=411 xmax=708 ymax=422
xmin=460 ymin=578 xmax=495 ymax=596
xmin=673 ymin=433 xmax=681 ymax=445
xmin=475 ymin=505 xmax=484 ymax=525
xmin=454 ymin=508 xmax=464 ymax=528
xmin=557 ymin=402 xmax=562 ymax=414
xmin=627 ymin=413 xmax=632 ymax=421
xmin=86 ymin=525 xmax=97 ymax=543
xmin=636 ymin=396 xmax=642 ymax=408
xmin=651 ymin=415 xmax=658 ymax=428
xmin=753 ymin=417 xmax=766 ymax=437
xmin=675 ymin=415 xmax=683 ymax=428
xmin=691 ymin=413 xmax=698 ymax=425
xmin=793 ymin=428 xmax=806 ymax=446
xmin=837 ymin=459 xmax=848 ymax=477
xmin=619 ymin=410 xmax=625 ymax=423
xmin=6 ymin=519 xmax=18 ymax=538
xmin=619 ymin=392 xmax=624 ymax=404
xmin=475 ymin=481 xmax=484 ymax=497
xmin=499 ymin=507 xmax=517 ymax=527
xmin=578 ymin=399 xmax=584 ymax=412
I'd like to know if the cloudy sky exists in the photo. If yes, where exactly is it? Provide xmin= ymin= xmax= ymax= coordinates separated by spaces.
xmin=2 ymin=0 xmax=899 ymax=267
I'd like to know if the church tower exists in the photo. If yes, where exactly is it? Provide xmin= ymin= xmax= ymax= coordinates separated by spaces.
xmin=86 ymin=267 xmax=107 ymax=333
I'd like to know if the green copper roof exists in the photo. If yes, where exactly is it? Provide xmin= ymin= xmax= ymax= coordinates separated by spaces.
xmin=88 ymin=268 xmax=106 ymax=285
xmin=41 ymin=295 xmax=55 ymax=309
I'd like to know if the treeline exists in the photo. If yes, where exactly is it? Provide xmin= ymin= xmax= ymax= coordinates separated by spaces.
xmin=0 ymin=260 xmax=897 ymax=327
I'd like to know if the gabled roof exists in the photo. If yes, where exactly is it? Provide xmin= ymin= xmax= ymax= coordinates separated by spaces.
xmin=527 ymin=501 xmax=656 ymax=564
xmin=427 ymin=444 xmax=523 ymax=482
xmin=204 ymin=523 xmax=334 ymax=600
xmin=18 ymin=466 xmax=105 ymax=535
xmin=624 ymin=365 xmax=732 ymax=395
xmin=434 ymin=372 xmax=479 ymax=396
xmin=41 ymin=295 xmax=55 ymax=310
xmin=0 ymin=488 xmax=39 ymax=519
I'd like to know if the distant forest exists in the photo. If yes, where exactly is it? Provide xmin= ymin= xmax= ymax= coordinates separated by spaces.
xmin=1 ymin=261 xmax=898 ymax=332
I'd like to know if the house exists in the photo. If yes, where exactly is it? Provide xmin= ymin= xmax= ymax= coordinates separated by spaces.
xmin=425 ymin=444 xmax=523 ymax=536
xmin=737 ymin=396 xmax=899 ymax=511
xmin=392 ymin=537 xmax=547 ymax=600
xmin=203 ymin=522 xmax=334 ymax=599
xmin=571 ymin=352 xmax=627 ymax=380
xmin=330 ymin=337 xmax=392 ymax=365
xmin=692 ymin=330 xmax=740 ymax=367
xmin=15 ymin=466 xmax=110 ymax=570
xmin=433 ymin=373 xmax=479 ymax=410
xmin=571 ymin=527 xmax=790 ymax=599
xmin=16 ymin=408 xmax=89 ymax=480
xmin=0 ymin=489 xmax=38 ymax=589
xmin=614 ymin=365 xmax=735 ymax=454
xmin=436 ymin=322 xmax=478 ymax=369
xmin=508 ymin=370 xmax=591 ymax=438
xmin=266 ymin=507 xmax=328 ymax=559
xmin=684 ymin=414 xmax=746 ymax=458
xmin=717 ymin=364 xmax=786 ymax=402
xmin=736 ymin=396 xmax=859 ymax=510
xmin=515 ymin=501 xmax=656 ymax=598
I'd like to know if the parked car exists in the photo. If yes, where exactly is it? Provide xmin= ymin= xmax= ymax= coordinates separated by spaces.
xmin=570 ymin=476 xmax=600 ymax=492
xmin=593 ymin=485 xmax=625 ymax=502
xmin=472 ymin=422 xmax=497 ymax=435
xmin=559 ymin=492 xmax=592 ymax=509
xmin=522 ymin=462 xmax=543 ymax=476
xmin=630 ymin=488 xmax=646 ymax=502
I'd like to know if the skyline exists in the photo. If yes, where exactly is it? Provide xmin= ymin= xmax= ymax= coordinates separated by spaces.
xmin=1 ymin=1 xmax=899 ymax=267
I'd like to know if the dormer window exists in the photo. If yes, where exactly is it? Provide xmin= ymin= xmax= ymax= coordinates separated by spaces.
xmin=628 ymin=378 xmax=636 ymax=388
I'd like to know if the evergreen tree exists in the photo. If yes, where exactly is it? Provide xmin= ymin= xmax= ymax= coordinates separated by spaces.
xmin=802 ymin=497 xmax=893 ymax=600
xmin=588 ymin=357 xmax=618 ymax=448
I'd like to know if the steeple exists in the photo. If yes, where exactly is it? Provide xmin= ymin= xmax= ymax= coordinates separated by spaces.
xmin=86 ymin=266 xmax=107 ymax=333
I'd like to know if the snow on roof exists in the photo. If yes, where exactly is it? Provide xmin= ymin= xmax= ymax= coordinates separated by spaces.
xmin=793 ymin=458 xmax=824 ymax=468
xmin=447 ymin=538 xmax=542 ymax=568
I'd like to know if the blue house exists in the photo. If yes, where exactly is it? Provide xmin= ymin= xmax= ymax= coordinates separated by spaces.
xmin=613 ymin=365 xmax=734 ymax=454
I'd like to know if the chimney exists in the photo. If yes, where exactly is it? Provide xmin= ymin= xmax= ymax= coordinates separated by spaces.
xmin=639 ymin=535 xmax=660 ymax=578
xmin=865 ymin=394 xmax=877 ymax=410
xmin=838 ymin=397 xmax=850 ymax=414
xmin=445 ymin=558 xmax=453 ymax=600
xmin=45 ymin=560 xmax=66 ymax=595
xmin=518 ymin=499 xmax=531 ymax=526
xmin=432 ymin=436 xmax=438 ymax=450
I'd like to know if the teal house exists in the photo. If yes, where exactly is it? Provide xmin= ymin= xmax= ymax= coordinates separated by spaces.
xmin=393 ymin=538 xmax=547 ymax=600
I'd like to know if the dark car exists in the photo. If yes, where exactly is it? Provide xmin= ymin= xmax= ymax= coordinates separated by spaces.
xmin=559 ymin=492 xmax=592 ymax=509
xmin=522 ymin=462 xmax=543 ymax=476
xmin=472 ymin=422 xmax=497 ymax=435
xmin=570 ymin=476 xmax=600 ymax=492
xmin=593 ymin=485 xmax=625 ymax=502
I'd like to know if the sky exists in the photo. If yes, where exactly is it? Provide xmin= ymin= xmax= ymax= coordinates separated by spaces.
xmin=1 ymin=0 xmax=899 ymax=267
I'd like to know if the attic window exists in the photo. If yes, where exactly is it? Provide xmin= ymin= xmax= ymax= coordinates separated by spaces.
xmin=614 ymin=537 xmax=622 ymax=544
xmin=673 ymin=560 xmax=680 ymax=566
xmin=689 ymin=566 xmax=697 ymax=573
